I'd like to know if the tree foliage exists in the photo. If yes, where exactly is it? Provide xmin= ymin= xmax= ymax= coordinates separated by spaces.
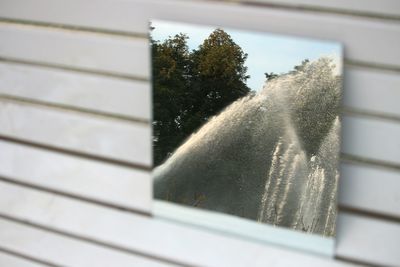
xmin=264 ymin=72 xmax=278 ymax=81
xmin=152 ymin=29 xmax=251 ymax=166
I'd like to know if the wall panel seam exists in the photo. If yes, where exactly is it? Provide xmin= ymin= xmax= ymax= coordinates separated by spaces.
xmin=0 ymin=93 xmax=150 ymax=125
xmin=0 ymin=134 xmax=152 ymax=171
xmin=341 ymin=153 xmax=400 ymax=172
xmin=334 ymin=255 xmax=378 ymax=267
xmin=0 ymin=57 xmax=150 ymax=82
xmin=338 ymin=205 xmax=400 ymax=224
xmin=0 ymin=212 xmax=196 ymax=267
xmin=0 ymin=246 xmax=59 ymax=267
xmin=0 ymin=175 xmax=151 ymax=217
xmin=239 ymin=0 xmax=400 ymax=22
xmin=344 ymin=60 xmax=400 ymax=75
xmin=341 ymin=108 xmax=400 ymax=124
xmin=0 ymin=18 xmax=148 ymax=39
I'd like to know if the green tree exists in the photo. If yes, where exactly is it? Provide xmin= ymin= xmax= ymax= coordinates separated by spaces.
xmin=189 ymin=29 xmax=250 ymax=122
xmin=152 ymin=33 xmax=191 ymax=165
xmin=152 ymin=29 xmax=251 ymax=166
xmin=264 ymin=72 xmax=278 ymax=81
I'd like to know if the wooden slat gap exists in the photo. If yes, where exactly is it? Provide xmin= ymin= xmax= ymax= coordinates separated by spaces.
xmin=0 ymin=93 xmax=150 ymax=125
xmin=0 ymin=17 xmax=148 ymax=40
xmin=340 ymin=153 xmax=400 ymax=172
xmin=334 ymin=255 xmax=379 ymax=267
xmin=344 ymin=59 xmax=400 ymax=75
xmin=240 ymin=1 xmax=400 ymax=22
xmin=0 ymin=57 xmax=150 ymax=82
xmin=0 ymin=134 xmax=152 ymax=172
xmin=0 ymin=246 xmax=59 ymax=267
xmin=0 ymin=212 xmax=196 ymax=267
xmin=0 ymin=174 xmax=151 ymax=217
xmin=340 ymin=107 xmax=400 ymax=124
xmin=338 ymin=205 xmax=400 ymax=224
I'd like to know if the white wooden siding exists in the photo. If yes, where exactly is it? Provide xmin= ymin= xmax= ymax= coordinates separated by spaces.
xmin=0 ymin=0 xmax=399 ymax=266
xmin=0 ymin=22 xmax=150 ymax=79
xmin=343 ymin=66 xmax=400 ymax=118
xmin=339 ymin=163 xmax=400 ymax=218
xmin=0 ymin=218 xmax=174 ymax=267
xmin=342 ymin=116 xmax=400 ymax=165
xmin=0 ymin=251 xmax=48 ymax=267
xmin=0 ymin=140 xmax=152 ymax=213
xmin=239 ymin=0 xmax=400 ymax=19
xmin=0 ymin=99 xmax=151 ymax=167
xmin=0 ymin=61 xmax=151 ymax=121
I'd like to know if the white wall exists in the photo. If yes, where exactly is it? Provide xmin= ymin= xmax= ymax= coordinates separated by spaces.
xmin=0 ymin=0 xmax=399 ymax=266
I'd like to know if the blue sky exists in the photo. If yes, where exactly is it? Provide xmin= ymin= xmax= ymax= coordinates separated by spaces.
xmin=151 ymin=20 xmax=342 ymax=92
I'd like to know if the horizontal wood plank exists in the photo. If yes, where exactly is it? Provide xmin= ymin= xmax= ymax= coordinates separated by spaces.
xmin=0 ymin=180 xmax=385 ymax=267
xmin=343 ymin=66 xmax=400 ymax=118
xmin=0 ymin=217 xmax=175 ymax=267
xmin=1 ymin=0 xmax=399 ymax=67
xmin=336 ymin=212 xmax=400 ymax=266
xmin=0 ymin=140 xmax=151 ymax=213
xmin=0 ymin=251 xmax=47 ymax=267
xmin=239 ymin=0 xmax=400 ymax=18
xmin=0 ymin=99 xmax=151 ymax=166
xmin=342 ymin=115 xmax=400 ymax=166
xmin=0 ymin=0 xmax=146 ymax=35
xmin=0 ymin=22 xmax=150 ymax=78
xmin=339 ymin=163 xmax=400 ymax=218
xmin=0 ymin=61 xmax=151 ymax=121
